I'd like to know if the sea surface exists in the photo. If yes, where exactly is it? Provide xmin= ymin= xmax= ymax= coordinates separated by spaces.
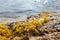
xmin=0 ymin=0 xmax=60 ymax=23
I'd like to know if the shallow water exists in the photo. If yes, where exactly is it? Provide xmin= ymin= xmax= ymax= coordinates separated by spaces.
xmin=0 ymin=0 xmax=60 ymax=23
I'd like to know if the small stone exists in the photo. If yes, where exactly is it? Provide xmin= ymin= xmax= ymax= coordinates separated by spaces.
xmin=55 ymin=25 xmax=60 ymax=31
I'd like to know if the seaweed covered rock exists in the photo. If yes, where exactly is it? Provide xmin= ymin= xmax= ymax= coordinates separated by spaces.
xmin=0 ymin=23 xmax=12 ymax=37
xmin=0 ymin=36 xmax=10 ymax=40
xmin=0 ymin=12 xmax=60 ymax=40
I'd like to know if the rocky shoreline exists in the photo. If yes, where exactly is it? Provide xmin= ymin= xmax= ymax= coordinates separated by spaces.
xmin=0 ymin=12 xmax=60 ymax=40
